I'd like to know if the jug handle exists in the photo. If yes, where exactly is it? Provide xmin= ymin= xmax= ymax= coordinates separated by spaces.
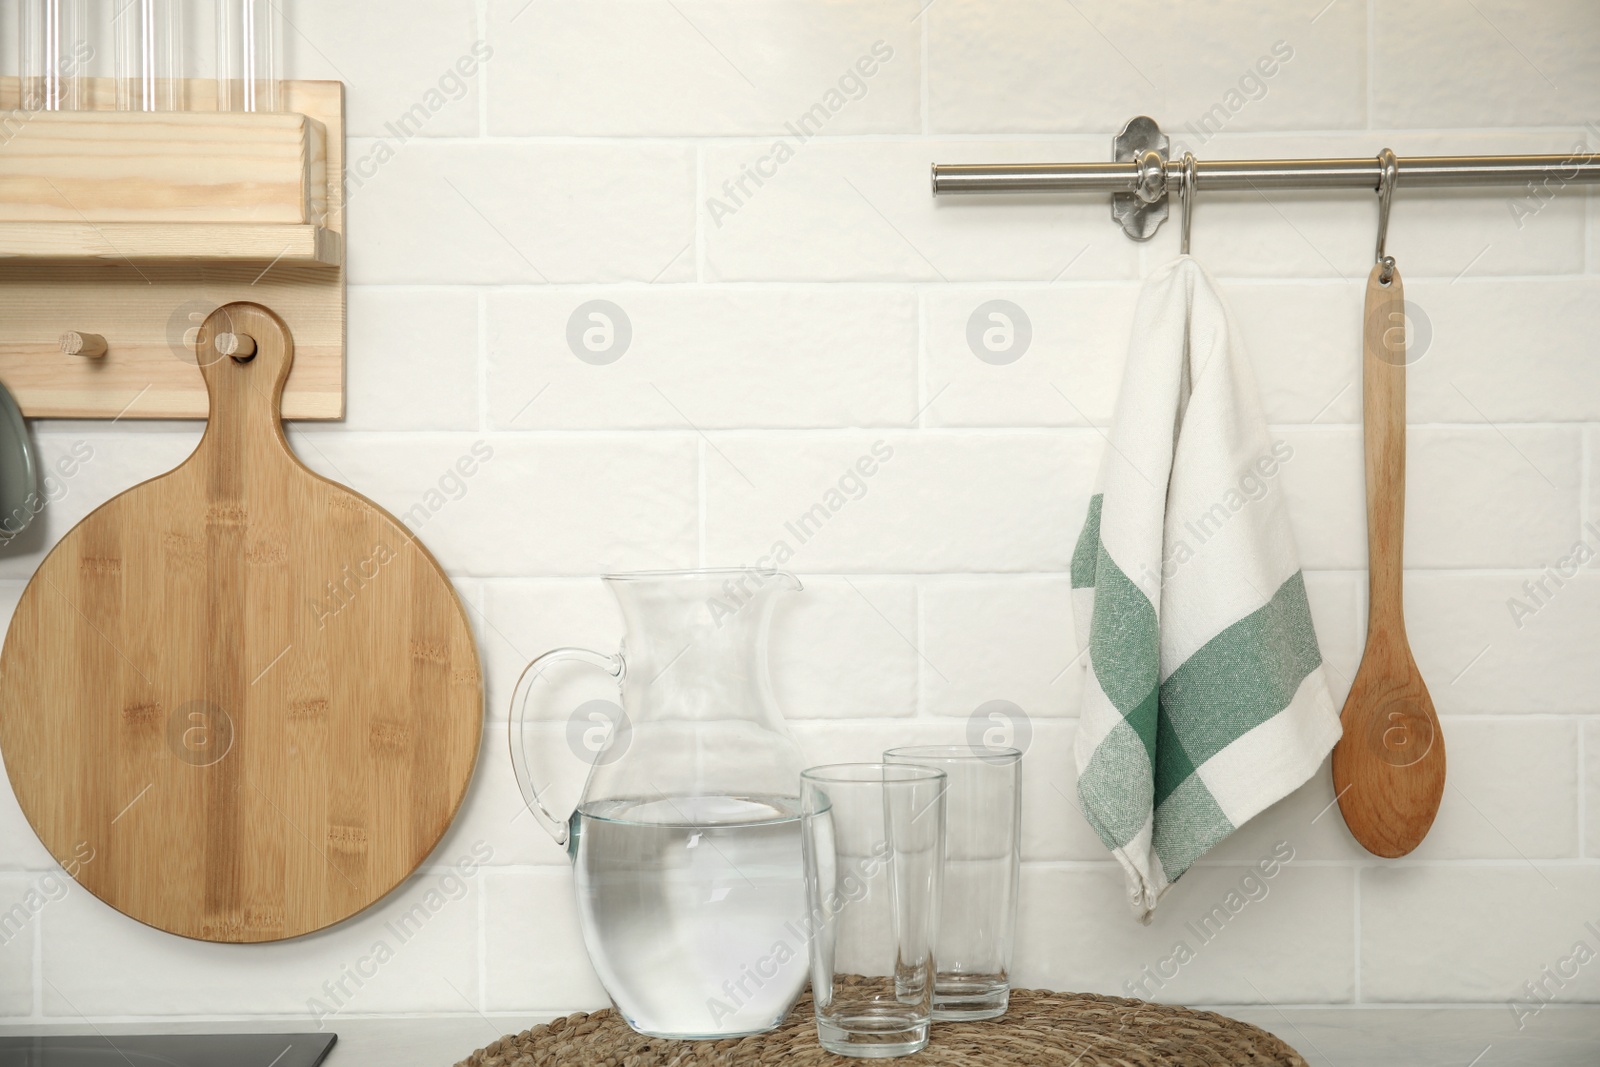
xmin=508 ymin=646 xmax=626 ymax=847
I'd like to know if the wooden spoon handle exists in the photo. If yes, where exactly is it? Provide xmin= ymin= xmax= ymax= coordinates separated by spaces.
xmin=1362 ymin=263 xmax=1407 ymax=634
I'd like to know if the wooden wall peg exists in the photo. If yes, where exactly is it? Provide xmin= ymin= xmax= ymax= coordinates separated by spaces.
xmin=215 ymin=332 xmax=257 ymax=362
xmin=59 ymin=331 xmax=106 ymax=359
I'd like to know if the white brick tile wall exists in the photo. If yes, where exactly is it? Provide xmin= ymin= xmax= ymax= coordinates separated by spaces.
xmin=485 ymin=0 xmax=921 ymax=136
xmin=287 ymin=0 xmax=484 ymax=138
xmin=478 ymin=579 xmax=625 ymax=722
xmin=917 ymin=575 xmax=1079 ymax=718
xmin=485 ymin=288 xmax=920 ymax=430
xmin=292 ymin=435 xmax=700 ymax=577
xmin=434 ymin=730 xmax=580 ymax=868
xmin=787 ymin=719 xmax=974 ymax=771
xmin=1409 ymin=718 xmax=1581 ymax=860
xmin=1588 ymin=186 xmax=1598 ymax=271
xmin=1273 ymin=428 xmax=1365 ymax=570
xmin=1586 ymin=426 xmax=1600 ymax=536
xmin=347 ymin=143 xmax=698 ymax=285
xmin=923 ymin=277 xmax=1600 ymax=431
xmin=702 ymin=431 xmax=1097 ymax=572
xmin=1014 ymin=720 xmax=1106 ymax=861
xmin=1200 ymin=761 xmax=1373 ymax=865
xmin=0 ymin=874 xmax=34 ymax=1016
xmin=40 ymin=862 xmax=482 ymax=1016
xmin=0 ymin=776 xmax=53 ymax=873
xmin=1373 ymin=0 xmax=1600 ymax=128
xmin=0 ymin=0 xmax=1594 ymax=1028
xmin=1587 ymin=720 xmax=1600 ymax=859
xmin=1407 ymin=574 xmax=1600 ymax=713
xmin=701 ymin=140 xmax=1143 ymax=282
xmin=920 ymin=285 xmax=1137 ymax=429
xmin=1015 ymin=864 xmax=1356 ymax=1004
xmin=768 ymin=577 xmax=919 ymax=720
xmin=1303 ymin=571 xmax=1361 ymax=707
xmin=1406 ymin=428 xmax=1582 ymax=568
xmin=927 ymin=0 xmax=1366 ymax=135
xmin=309 ymin=287 xmax=482 ymax=432
xmin=481 ymin=868 xmax=609 ymax=1013
xmin=1222 ymin=280 xmax=1365 ymax=424
xmin=1277 ymin=426 xmax=1581 ymax=570
xmin=1361 ymin=867 xmax=1600 ymax=1002
xmin=1408 ymin=280 xmax=1600 ymax=423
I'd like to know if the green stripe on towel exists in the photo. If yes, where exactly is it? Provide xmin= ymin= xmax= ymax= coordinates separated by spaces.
xmin=1077 ymin=530 xmax=1160 ymax=852
xmin=1076 ymin=519 xmax=1323 ymax=878
xmin=1071 ymin=493 xmax=1103 ymax=590
xmin=1086 ymin=544 xmax=1159 ymax=756
xmin=1155 ymin=571 xmax=1323 ymax=804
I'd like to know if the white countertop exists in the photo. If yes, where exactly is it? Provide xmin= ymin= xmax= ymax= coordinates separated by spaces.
xmin=4 ymin=1007 xmax=1598 ymax=1065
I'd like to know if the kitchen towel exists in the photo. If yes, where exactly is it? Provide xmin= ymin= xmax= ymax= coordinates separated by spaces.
xmin=1070 ymin=255 xmax=1341 ymax=922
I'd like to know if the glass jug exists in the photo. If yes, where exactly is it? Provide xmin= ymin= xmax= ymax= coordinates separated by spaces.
xmin=509 ymin=569 xmax=810 ymax=1040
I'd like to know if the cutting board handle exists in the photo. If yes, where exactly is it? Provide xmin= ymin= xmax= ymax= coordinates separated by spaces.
xmin=195 ymin=302 xmax=297 ymax=462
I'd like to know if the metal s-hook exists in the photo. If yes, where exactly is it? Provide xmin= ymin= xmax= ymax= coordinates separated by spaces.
xmin=1375 ymin=148 xmax=1398 ymax=284
xmin=1178 ymin=152 xmax=1198 ymax=255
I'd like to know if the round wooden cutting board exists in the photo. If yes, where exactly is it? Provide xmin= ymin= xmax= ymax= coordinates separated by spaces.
xmin=0 ymin=303 xmax=482 ymax=942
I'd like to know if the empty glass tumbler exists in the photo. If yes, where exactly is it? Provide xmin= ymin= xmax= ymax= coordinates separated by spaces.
xmin=800 ymin=763 xmax=946 ymax=1058
xmin=884 ymin=745 xmax=1021 ymax=1021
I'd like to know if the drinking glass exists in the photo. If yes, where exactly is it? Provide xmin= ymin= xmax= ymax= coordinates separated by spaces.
xmin=800 ymin=763 xmax=945 ymax=1058
xmin=884 ymin=745 xmax=1021 ymax=1021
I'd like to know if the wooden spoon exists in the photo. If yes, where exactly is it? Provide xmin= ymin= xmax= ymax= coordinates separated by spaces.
xmin=1331 ymin=262 xmax=1446 ymax=857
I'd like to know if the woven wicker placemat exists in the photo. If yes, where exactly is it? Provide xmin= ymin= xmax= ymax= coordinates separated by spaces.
xmin=454 ymin=988 xmax=1308 ymax=1066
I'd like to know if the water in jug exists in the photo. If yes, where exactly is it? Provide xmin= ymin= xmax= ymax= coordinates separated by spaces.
xmin=509 ymin=569 xmax=810 ymax=1040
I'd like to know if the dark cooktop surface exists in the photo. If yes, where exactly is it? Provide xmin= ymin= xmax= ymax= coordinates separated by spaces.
xmin=0 ymin=1033 xmax=336 ymax=1067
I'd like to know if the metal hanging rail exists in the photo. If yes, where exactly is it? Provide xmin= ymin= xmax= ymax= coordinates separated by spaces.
xmin=930 ymin=116 xmax=1600 ymax=241
xmin=932 ymin=154 xmax=1600 ymax=193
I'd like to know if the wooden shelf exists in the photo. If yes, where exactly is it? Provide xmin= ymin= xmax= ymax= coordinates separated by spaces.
xmin=0 ymin=109 xmax=325 ymax=225
xmin=0 ymin=79 xmax=346 ymax=420
xmin=0 ymin=221 xmax=341 ymax=265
